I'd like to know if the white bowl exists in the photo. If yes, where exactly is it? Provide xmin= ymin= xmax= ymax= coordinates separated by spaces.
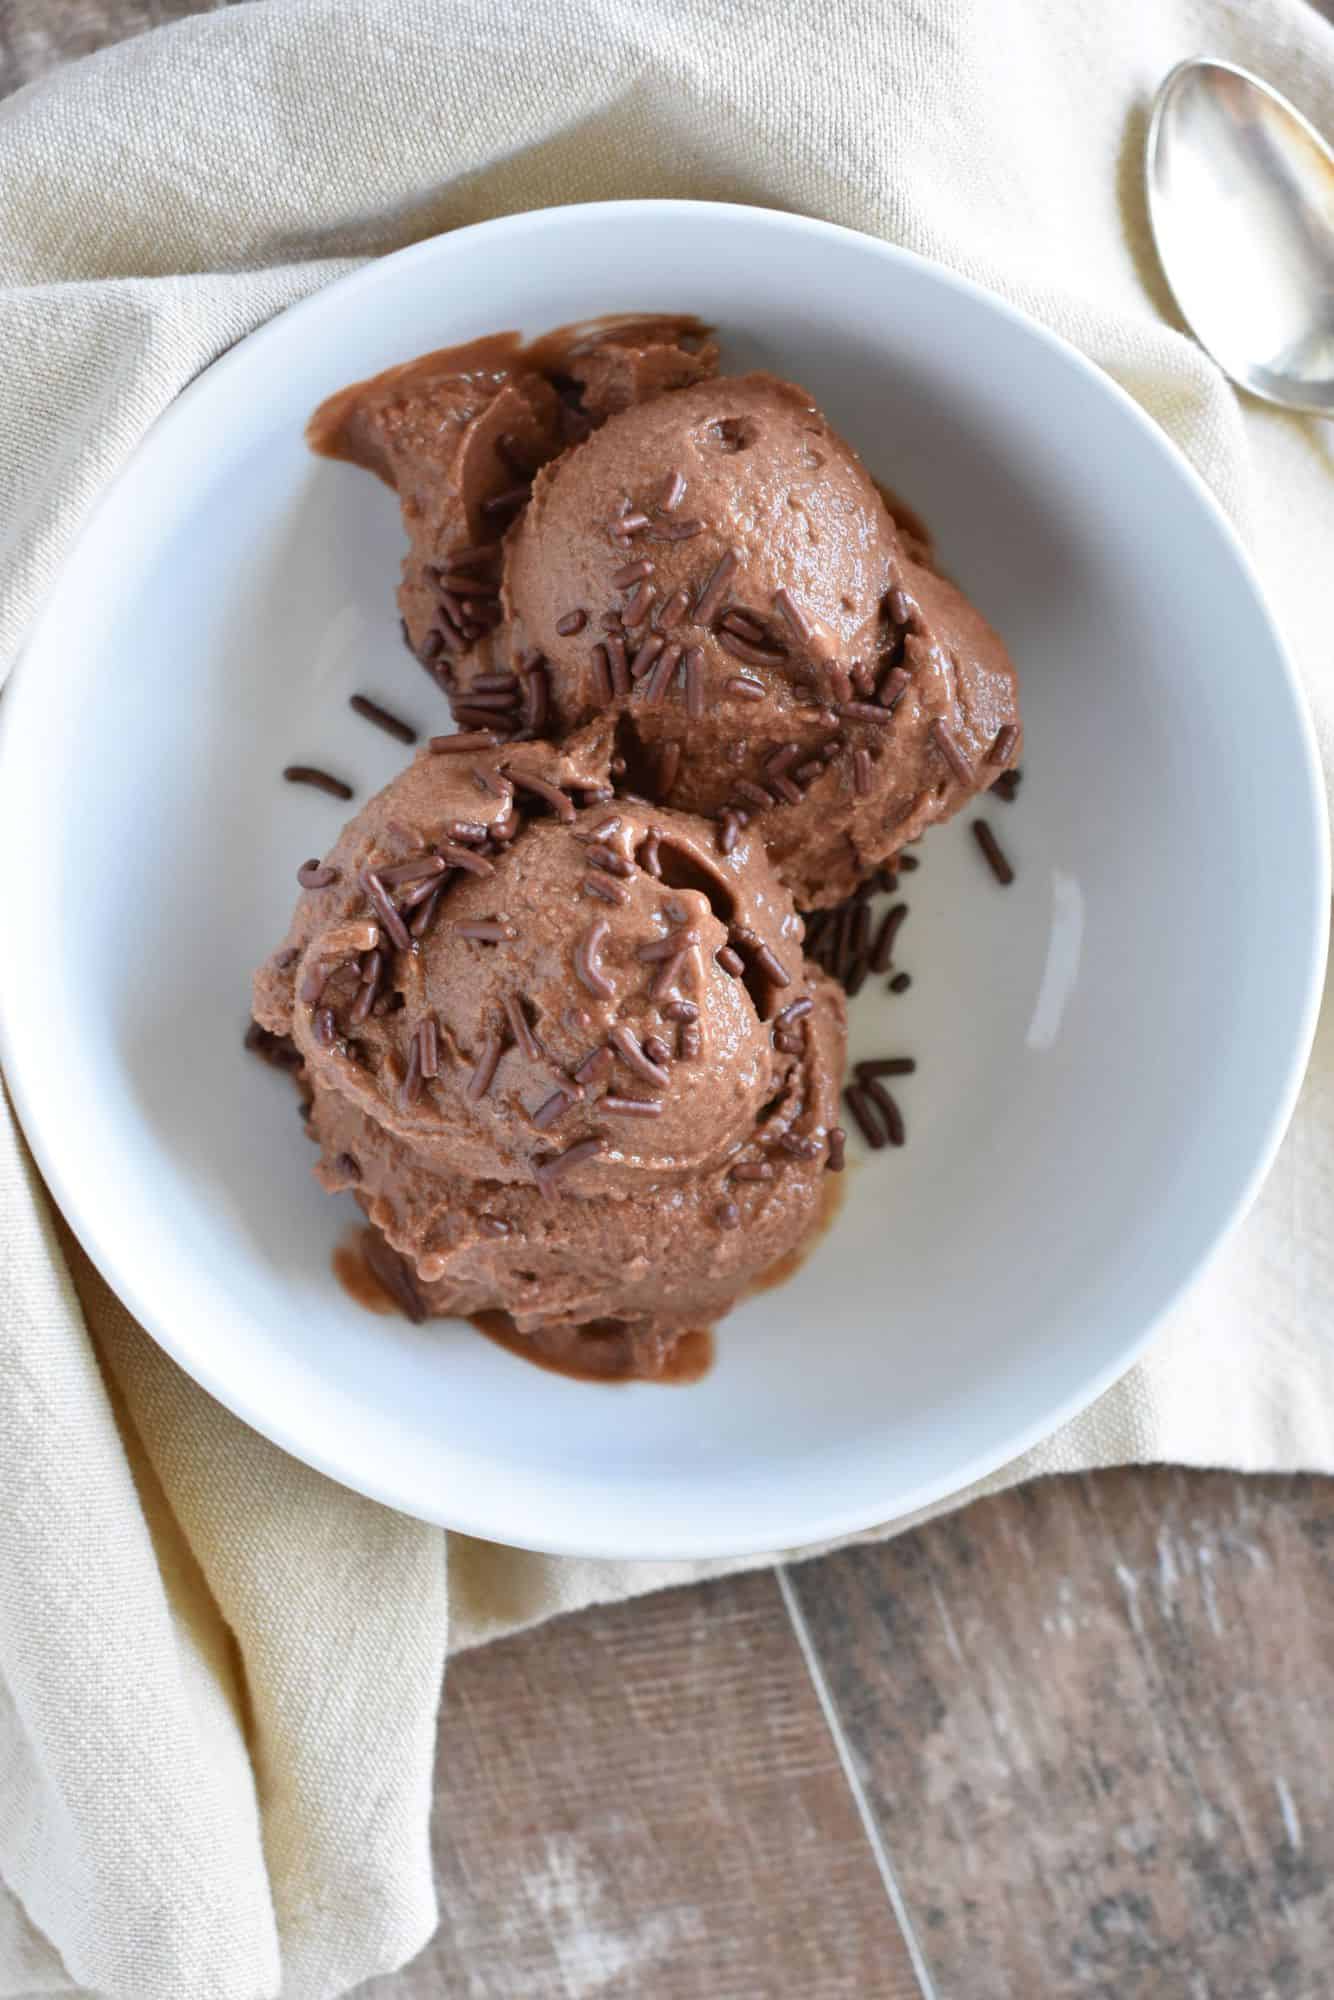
xmin=1 ymin=202 xmax=1325 ymax=1558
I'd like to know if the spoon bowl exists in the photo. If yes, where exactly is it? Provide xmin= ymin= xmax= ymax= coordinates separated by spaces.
xmin=1147 ymin=56 xmax=1334 ymax=416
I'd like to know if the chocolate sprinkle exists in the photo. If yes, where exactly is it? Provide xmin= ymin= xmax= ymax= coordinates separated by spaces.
xmin=857 ymin=1057 xmax=916 ymax=1079
xmin=731 ymin=1161 xmax=773 ymax=1182
xmin=877 ymin=665 xmax=910 ymax=711
xmin=284 ymin=765 xmax=353 ymax=800
xmin=437 ymin=842 xmax=495 ymax=877
xmin=612 ymin=558 xmax=655 ymax=588
xmin=482 ymin=484 xmax=532 ymax=519
xmin=573 ymin=1045 xmax=614 ymax=1089
xmin=410 ymin=886 xmax=445 ymax=940
xmin=836 ymin=701 xmax=893 ymax=726
xmin=622 ymin=582 xmax=655 ymax=629
xmin=642 ymin=1032 xmax=673 ymax=1067
xmin=583 ymin=872 xmax=628 ymax=906
xmin=379 ymin=854 xmax=447 ymax=887
xmin=575 ymin=920 xmax=615 ymax=998
xmin=775 ymin=996 xmax=812 ymax=1028
xmin=643 ymin=643 xmax=682 ymax=705
xmin=663 ymin=999 xmax=698 ymax=1023
xmin=601 ymin=1096 xmax=664 ymax=1117
xmin=869 ymin=902 xmax=908 ymax=975
xmin=536 ymin=1136 xmax=605 ymax=1195
xmin=652 ymin=950 xmax=690 ymax=1001
xmin=694 ymin=547 xmax=741 ymax=625
xmin=972 ymin=818 xmax=1015 ymax=886
xmin=418 ymin=1017 xmax=439 ymax=1078
xmin=556 ymin=609 xmax=587 ymax=637
xmin=583 ymin=815 xmax=622 ymax=843
xmin=521 ymin=663 xmax=550 ymax=735
xmin=609 ymin=1023 xmax=670 ymax=1087
xmin=678 ymin=1022 xmax=702 ymax=1061
xmin=772 ymin=587 xmax=813 ymax=645
xmin=930 ymin=717 xmax=975 ymax=786
xmin=988 ymin=722 xmax=1020 ymax=766
xmin=447 ymin=542 xmax=502 ymax=570
xmin=297 ymin=860 xmax=339 ymax=890
xmin=363 ymin=871 xmax=412 ymax=954
xmin=852 ymin=747 xmax=873 ymax=797
xmin=506 ymin=768 xmax=575 ymax=821
xmin=466 ymin=1032 xmax=504 ymax=1101
xmin=656 ymin=586 xmax=691 ymax=631
xmin=889 ymin=971 xmax=912 ymax=993
xmin=826 ymin=1127 xmax=847 ymax=1173
xmin=716 ymin=1200 xmax=741 ymax=1229
xmin=843 ymin=1084 xmax=886 ymax=1150
xmin=725 ymin=675 xmax=766 ymax=703
xmin=453 ymin=687 xmax=520 ymax=712
xmin=864 ymin=1077 xmax=905 ymax=1146
xmin=471 ymin=765 xmax=513 ymax=800
xmin=630 ymin=634 xmax=665 ymax=681
xmin=349 ymin=694 xmax=417 ymax=745
xmin=717 ymin=629 xmax=783 ymax=669
xmin=587 ymin=844 xmax=634 ymax=877
xmin=659 ymin=470 xmax=687 ymax=512
xmin=605 ymin=633 xmax=631 ymax=697
xmin=430 ymin=731 xmax=501 ymax=754
xmin=533 ymin=1086 xmax=576 ymax=1130
xmin=503 ymin=992 xmax=542 ymax=1063
xmin=455 ymin=920 xmax=518 ymax=942
xmin=716 ymin=944 xmax=745 ymax=978
xmin=780 ymin=1133 xmax=822 ymax=1159
xmin=313 ymin=1006 xmax=337 ymax=1048
xmin=590 ymin=644 xmax=614 ymax=705
xmin=638 ymin=929 xmax=698 ymax=962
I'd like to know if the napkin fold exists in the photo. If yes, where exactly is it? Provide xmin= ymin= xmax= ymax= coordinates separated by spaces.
xmin=2 ymin=1 xmax=1333 ymax=1994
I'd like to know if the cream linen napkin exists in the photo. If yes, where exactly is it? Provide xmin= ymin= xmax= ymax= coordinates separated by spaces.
xmin=2 ymin=1 xmax=1333 ymax=1994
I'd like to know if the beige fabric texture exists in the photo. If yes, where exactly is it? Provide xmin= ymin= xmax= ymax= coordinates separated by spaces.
xmin=1 ymin=0 xmax=1332 ymax=1993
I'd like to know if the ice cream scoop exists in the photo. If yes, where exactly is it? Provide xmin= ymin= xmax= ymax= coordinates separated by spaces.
xmin=497 ymin=368 xmax=1022 ymax=906
xmin=254 ymin=731 xmax=846 ymax=1372
xmin=308 ymin=315 xmax=719 ymax=709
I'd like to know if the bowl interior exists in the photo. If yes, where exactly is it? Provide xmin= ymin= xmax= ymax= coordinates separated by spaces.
xmin=1 ymin=203 xmax=1324 ymax=1556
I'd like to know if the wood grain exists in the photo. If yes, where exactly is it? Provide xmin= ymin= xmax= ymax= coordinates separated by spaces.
xmin=790 ymin=1469 xmax=1334 ymax=2000
xmin=355 ymin=1569 xmax=922 ymax=2000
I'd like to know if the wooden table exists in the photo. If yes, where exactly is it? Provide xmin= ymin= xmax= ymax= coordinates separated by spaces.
xmin=6 ymin=8 xmax=1333 ymax=1992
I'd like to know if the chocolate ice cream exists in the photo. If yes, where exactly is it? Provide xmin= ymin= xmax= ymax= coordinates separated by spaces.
xmin=267 ymin=313 xmax=1024 ymax=1377
xmin=312 ymin=325 xmax=1019 ymax=908
xmin=308 ymin=316 xmax=718 ymax=705
xmin=254 ymin=732 xmax=846 ymax=1378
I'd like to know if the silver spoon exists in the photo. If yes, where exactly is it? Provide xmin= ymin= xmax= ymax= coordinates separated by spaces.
xmin=1146 ymin=56 xmax=1334 ymax=416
